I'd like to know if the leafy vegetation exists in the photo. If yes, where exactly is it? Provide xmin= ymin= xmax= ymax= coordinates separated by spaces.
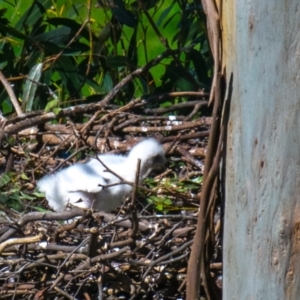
xmin=0 ymin=171 xmax=44 ymax=210
xmin=0 ymin=0 xmax=211 ymax=115
xmin=145 ymin=176 xmax=202 ymax=212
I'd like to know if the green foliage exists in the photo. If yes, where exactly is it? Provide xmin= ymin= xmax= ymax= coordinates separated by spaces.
xmin=148 ymin=194 xmax=173 ymax=212
xmin=0 ymin=171 xmax=44 ymax=210
xmin=23 ymin=63 xmax=43 ymax=112
xmin=0 ymin=0 xmax=210 ymax=115
xmin=145 ymin=176 xmax=202 ymax=212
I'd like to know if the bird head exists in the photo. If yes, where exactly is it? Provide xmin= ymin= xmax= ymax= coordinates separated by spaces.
xmin=127 ymin=138 xmax=166 ymax=179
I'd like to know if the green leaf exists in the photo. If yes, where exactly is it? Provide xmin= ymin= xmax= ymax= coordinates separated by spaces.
xmin=1 ymin=99 xmax=13 ymax=115
xmin=0 ymin=22 xmax=30 ymax=41
xmin=19 ymin=192 xmax=36 ymax=200
xmin=162 ymin=11 xmax=179 ymax=30
xmin=20 ymin=173 xmax=30 ymax=180
xmin=32 ymin=191 xmax=46 ymax=198
xmin=162 ymin=63 xmax=198 ymax=91
xmin=128 ymin=28 xmax=138 ymax=67
xmin=95 ymin=22 xmax=111 ymax=46
xmin=15 ymin=0 xmax=52 ymax=30
xmin=56 ymin=56 xmax=81 ymax=94
xmin=0 ymin=9 xmax=7 ymax=18
xmin=192 ymin=176 xmax=203 ymax=184
xmin=38 ymin=40 xmax=62 ymax=55
xmin=159 ymin=101 xmax=172 ymax=108
xmin=32 ymin=206 xmax=50 ymax=212
xmin=156 ymin=2 xmax=175 ymax=27
xmin=44 ymin=98 xmax=59 ymax=112
xmin=156 ymin=204 xmax=163 ymax=211
xmin=112 ymin=0 xmax=138 ymax=28
xmin=47 ymin=17 xmax=92 ymax=41
xmin=53 ymin=107 xmax=62 ymax=115
xmin=103 ymin=74 xmax=113 ymax=93
xmin=23 ymin=63 xmax=43 ymax=112
xmin=62 ymin=42 xmax=90 ymax=55
xmin=33 ymin=27 xmax=72 ymax=44
xmin=163 ymin=198 xmax=172 ymax=205
xmin=0 ymin=173 xmax=12 ymax=188
xmin=187 ymin=49 xmax=210 ymax=87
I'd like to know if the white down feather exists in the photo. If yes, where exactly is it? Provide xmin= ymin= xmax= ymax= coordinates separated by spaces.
xmin=37 ymin=138 xmax=166 ymax=212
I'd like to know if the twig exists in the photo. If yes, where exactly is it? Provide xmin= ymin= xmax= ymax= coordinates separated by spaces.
xmin=74 ymin=247 xmax=131 ymax=271
xmin=50 ymin=146 xmax=89 ymax=173
xmin=0 ymin=233 xmax=44 ymax=254
xmin=88 ymin=227 xmax=99 ymax=258
xmin=0 ymin=71 xmax=23 ymax=116
xmin=130 ymin=159 xmax=141 ymax=237
xmin=177 ymin=146 xmax=204 ymax=169
xmin=186 ymin=75 xmax=224 ymax=299
xmin=201 ymin=0 xmax=220 ymax=106
xmin=141 ymin=240 xmax=193 ymax=279
xmin=54 ymin=286 xmax=74 ymax=300
xmin=144 ymin=100 xmax=208 ymax=114
xmin=122 ymin=118 xmax=210 ymax=132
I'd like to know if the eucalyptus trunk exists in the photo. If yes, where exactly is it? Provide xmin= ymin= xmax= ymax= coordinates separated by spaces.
xmin=223 ymin=1 xmax=300 ymax=299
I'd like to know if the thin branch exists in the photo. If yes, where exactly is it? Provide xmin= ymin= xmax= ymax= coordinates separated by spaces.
xmin=186 ymin=76 xmax=223 ymax=299
xmin=0 ymin=71 xmax=23 ymax=116
xmin=130 ymin=158 xmax=141 ymax=237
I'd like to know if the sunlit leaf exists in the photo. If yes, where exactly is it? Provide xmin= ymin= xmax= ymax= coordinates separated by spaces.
xmin=32 ymin=206 xmax=50 ymax=212
xmin=45 ymin=98 xmax=59 ymax=112
xmin=20 ymin=192 xmax=36 ymax=200
xmin=156 ymin=204 xmax=163 ymax=211
xmin=156 ymin=2 xmax=175 ymax=27
xmin=16 ymin=0 xmax=52 ymax=29
xmin=23 ymin=63 xmax=43 ymax=112
xmin=20 ymin=173 xmax=30 ymax=180
xmin=53 ymin=107 xmax=62 ymax=115
xmin=159 ymin=101 xmax=172 ymax=108
xmin=33 ymin=192 xmax=46 ymax=198
xmin=163 ymin=198 xmax=172 ymax=205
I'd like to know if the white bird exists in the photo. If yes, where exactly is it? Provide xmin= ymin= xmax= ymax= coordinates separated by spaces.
xmin=37 ymin=138 xmax=166 ymax=212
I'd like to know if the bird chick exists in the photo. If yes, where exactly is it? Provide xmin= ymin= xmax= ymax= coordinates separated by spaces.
xmin=37 ymin=138 xmax=166 ymax=212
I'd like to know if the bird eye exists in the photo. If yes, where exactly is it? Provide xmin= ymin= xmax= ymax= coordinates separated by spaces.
xmin=152 ymin=154 xmax=166 ymax=164
xmin=152 ymin=155 xmax=159 ymax=161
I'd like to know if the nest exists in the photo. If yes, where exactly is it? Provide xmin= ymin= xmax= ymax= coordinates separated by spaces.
xmin=0 ymin=93 xmax=222 ymax=299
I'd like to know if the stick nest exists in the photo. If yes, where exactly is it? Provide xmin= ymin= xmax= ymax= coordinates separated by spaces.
xmin=0 ymin=95 xmax=222 ymax=299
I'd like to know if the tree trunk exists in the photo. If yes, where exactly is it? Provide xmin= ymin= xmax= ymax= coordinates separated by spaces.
xmin=223 ymin=1 xmax=300 ymax=299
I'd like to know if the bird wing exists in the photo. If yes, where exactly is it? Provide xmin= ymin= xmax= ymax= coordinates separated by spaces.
xmin=65 ymin=163 xmax=107 ymax=193
xmin=37 ymin=162 xmax=107 ymax=211
xmin=85 ymin=154 xmax=127 ymax=183
xmin=67 ymin=191 xmax=96 ymax=209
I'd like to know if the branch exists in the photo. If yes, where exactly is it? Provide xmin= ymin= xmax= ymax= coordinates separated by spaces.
xmin=0 ymin=71 xmax=23 ymax=116
xmin=0 ymin=233 xmax=43 ymax=254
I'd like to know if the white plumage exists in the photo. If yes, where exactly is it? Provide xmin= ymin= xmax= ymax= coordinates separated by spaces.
xmin=37 ymin=138 xmax=166 ymax=212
